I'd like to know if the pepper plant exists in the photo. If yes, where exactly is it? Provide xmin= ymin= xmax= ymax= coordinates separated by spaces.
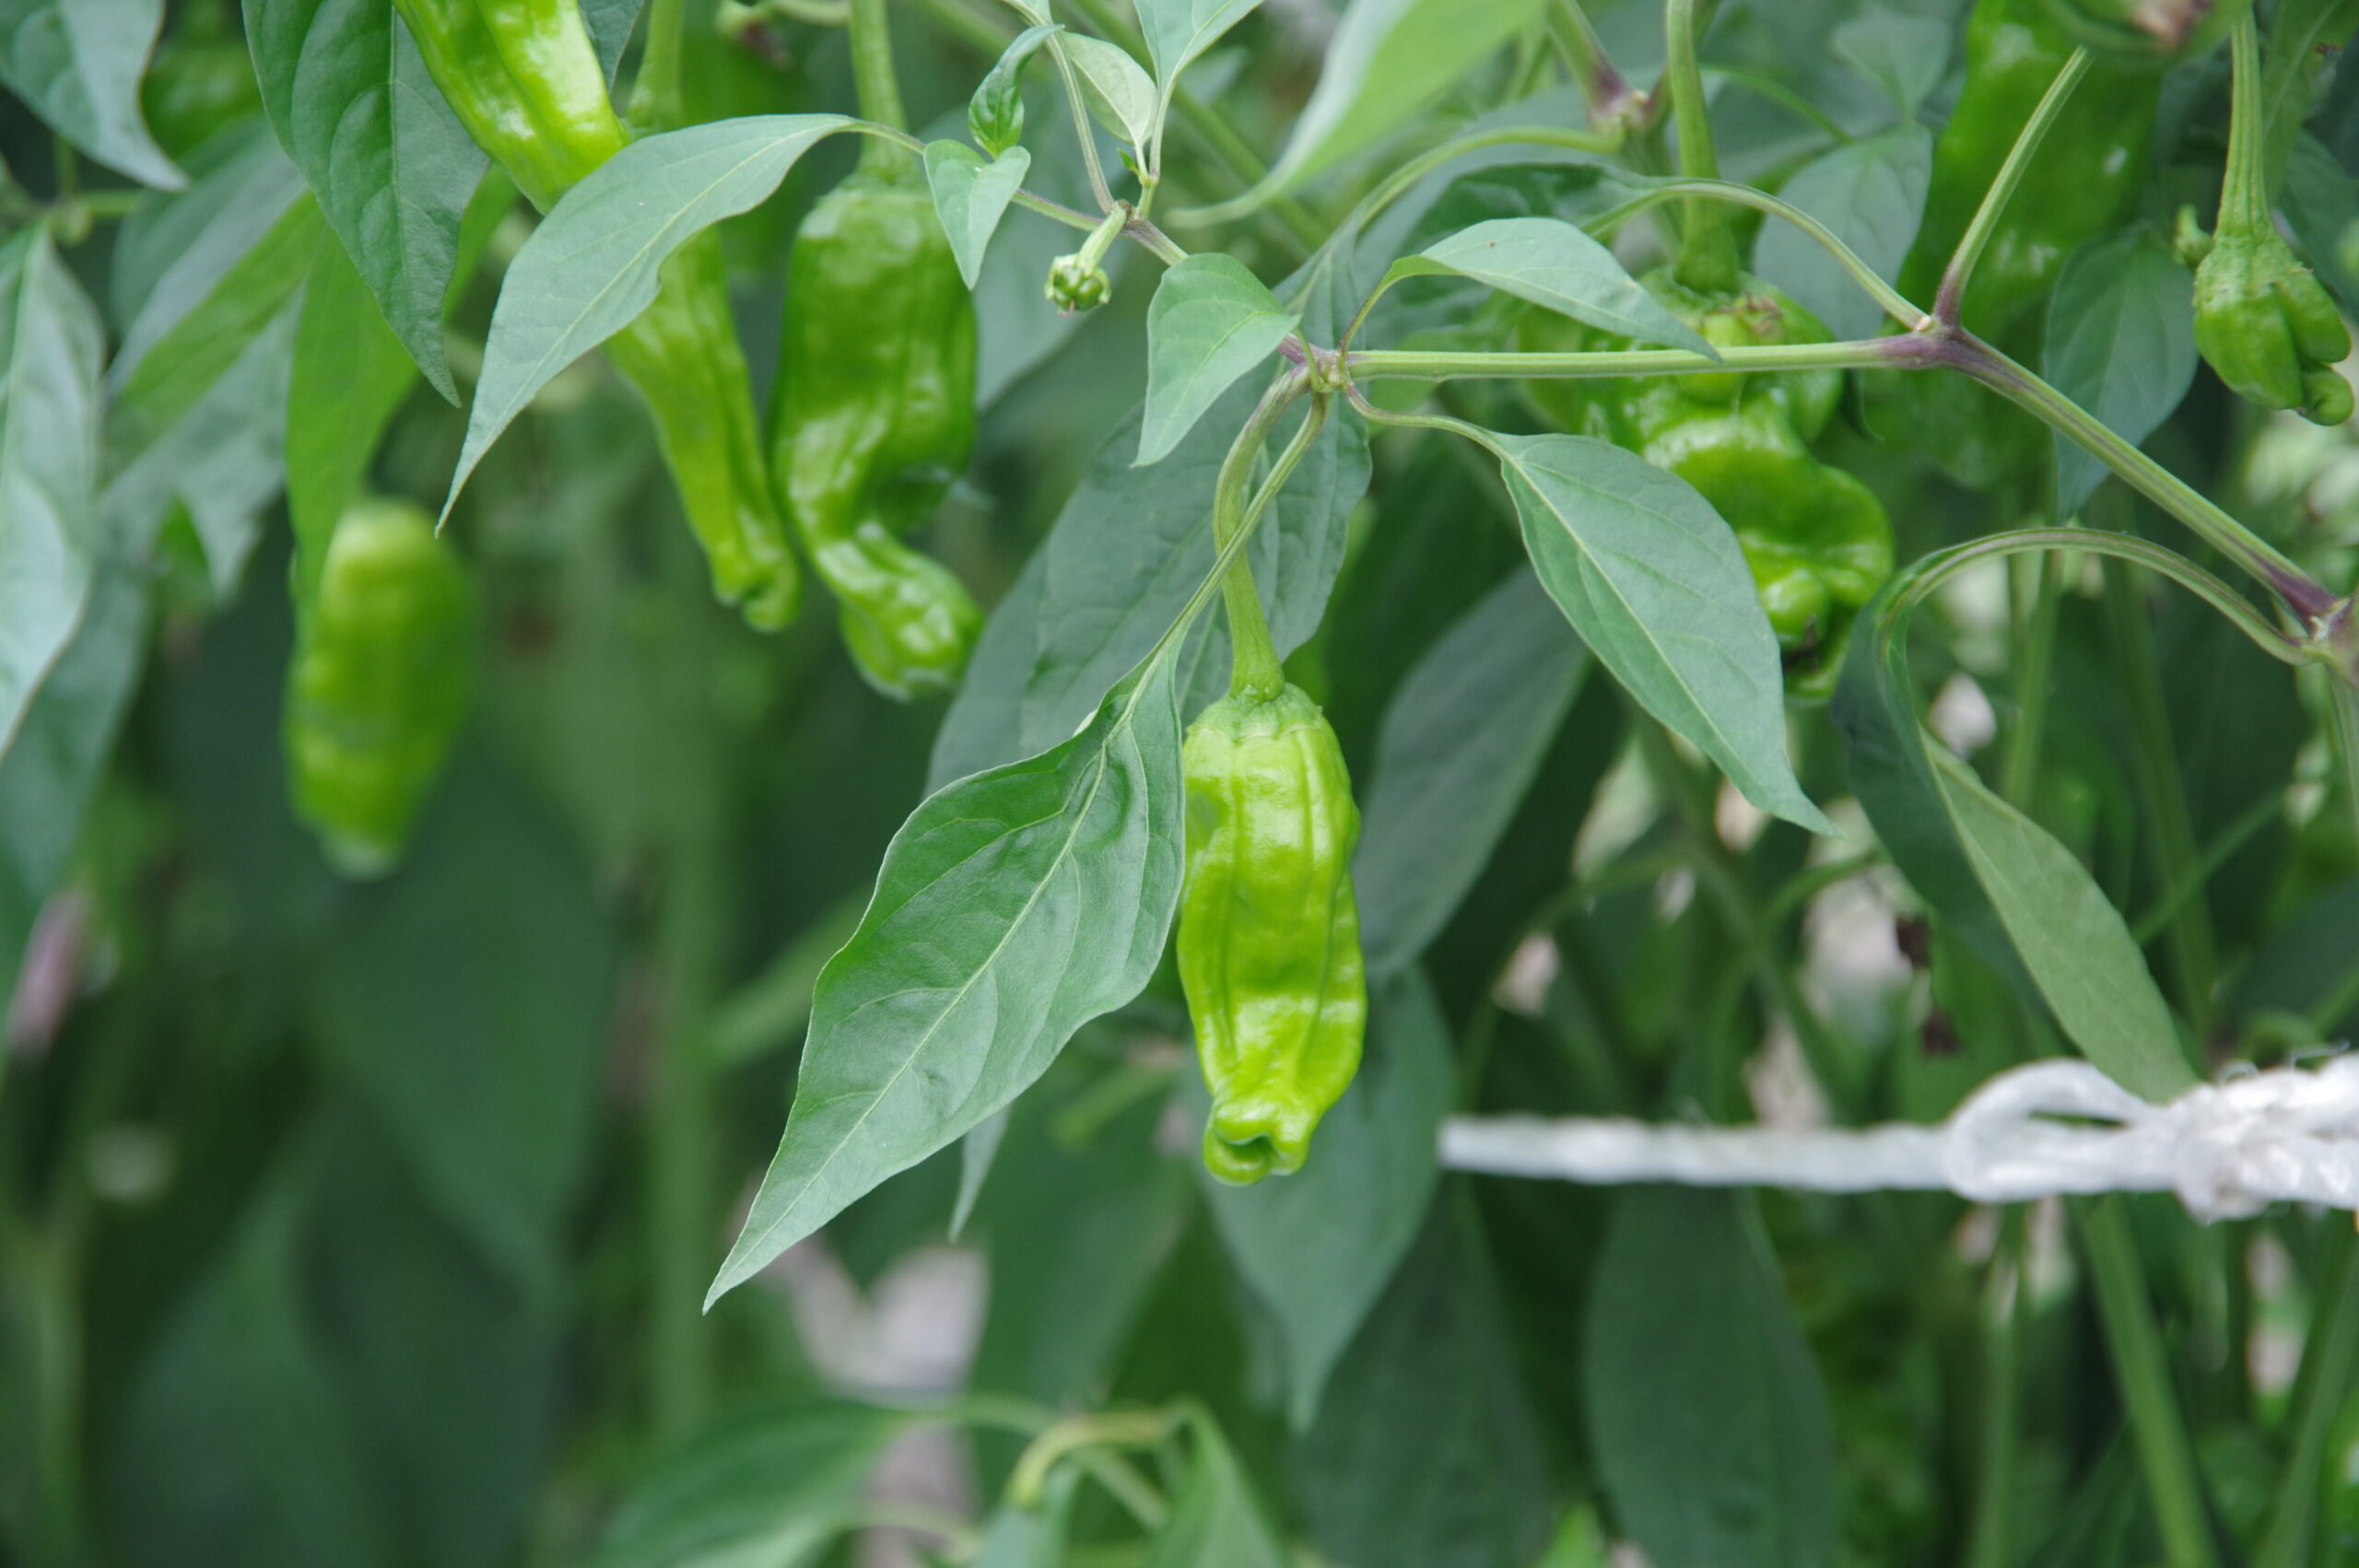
xmin=7 ymin=0 xmax=2359 ymax=1563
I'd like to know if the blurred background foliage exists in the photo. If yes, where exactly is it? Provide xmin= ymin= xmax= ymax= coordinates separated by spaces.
xmin=4 ymin=0 xmax=2359 ymax=1566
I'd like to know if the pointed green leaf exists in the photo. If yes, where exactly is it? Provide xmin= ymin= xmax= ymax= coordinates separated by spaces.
xmin=1137 ymin=255 xmax=1298 ymax=465
xmin=1356 ymin=569 xmax=1588 ymax=975
xmin=1587 ymin=1189 xmax=1839 ymax=1568
xmin=0 ymin=230 xmax=106 ymax=759
xmin=1062 ymin=33 xmax=1158 ymax=154
xmin=1389 ymin=217 xmax=1715 ymax=356
xmin=1493 ymin=431 xmax=1832 ymax=833
xmin=923 ymin=140 xmax=1031 ymax=289
xmin=709 ymin=651 xmax=1187 ymax=1305
xmin=242 ymin=0 xmax=488 ymax=401
xmin=0 ymin=0 xmax=182 ymax=188
xmin=1752 ymin=126 xmax=1931 ymax=341
xmin=2044 ymin=229 xmax=2197 ymax=516
xmin=1138 ymin=0 xmax=1262 ymax=88
xmin=446 ymin=113 xmax=848 ymax=521
xmin=1146 ymin=1418 xmax=1289 ymax=1568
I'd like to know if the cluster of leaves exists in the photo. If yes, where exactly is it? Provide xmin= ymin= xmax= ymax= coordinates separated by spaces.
xmin=5 ymin=0 xmax=2359 ymax=1565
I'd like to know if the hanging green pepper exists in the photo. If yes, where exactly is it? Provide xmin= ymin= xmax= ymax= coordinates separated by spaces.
xmin=1178 ymin=684 xmax=1367 ymax=1185
xmin=1524 ymin=277 xmax=1893 ymax=698
xmin=285 ymin=498 xmax=475 ymax=875
xmin=141 ymin=0 xmax=262 ymax=159
xmin=770 ymin=165 xmax=982 ymax=699
xmin=392 ymin=0 xmax=801 ymax=630
xmin=1883 ymin=0 xmax=2165 ymax=490
xmin=2190 ymin=10 xmax=2353 ymax=424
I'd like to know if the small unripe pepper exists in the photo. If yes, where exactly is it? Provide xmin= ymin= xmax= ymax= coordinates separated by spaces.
xmin=772 ymin=167 xmax=982 ymax=698
xmin=284 ymin=498 xmax=475 ymax=876
xmin=1178 ymin=684 xmax=1367 ymax=1184
xmin=2191 ymin=9 xmax=2353 ymax=425
xmin=1525 ymin=275 xmax=1893 ymax=698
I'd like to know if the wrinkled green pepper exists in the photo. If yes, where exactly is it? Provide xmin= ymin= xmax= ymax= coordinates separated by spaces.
xmin=771 ymin=168 xmax=982 ymax=698
xmin=2191 ymin=9 xmax=2353 ymax=424
xmin=1884 ymin=0 xmax=2164 ymax=490
xmin=1526 ymin=275 xmax=1893 ymax=697
xmin=285 ymin=498 xmax=475 ymax=875
xmin=1178 ymin=685 xmax=1367 ymax=1185
xmin=392 ymin=0 xmax=801 ymax=629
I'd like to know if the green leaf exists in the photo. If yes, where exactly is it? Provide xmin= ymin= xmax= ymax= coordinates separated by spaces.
xmin=1491 ymin=431 xmax=1833 ymax=833
xmin=968 ymin=22 xmax=1061 ymax=157
xmin=106 ymin=193 xmax=323 ymax=475
xmin=1831 ymin=10 xmax=1952 ymax=119
xmin=1585 ymin=1188 xmax=1839 ymax=1568
xmin=285 ymin=170 xmax=507 ymax=609
xmin=1137 ymin=0 xmax=1262 ymax=88
xmin=1356 ymin=569 xmax=1588 ymax=976
xmin=1293 ymin=1211 xmax=1552 ymax=1568
xmin=1062 ymin=33 xmax=1158 ymax=155
xmin=1752 ymin=125 xmax=1931 ymax=341
xmin=1831 ymin=556 xmax=2197 ymax=1102
xmin=1136 ymin=255 xmax=1299 ymax=466
xmin=1198 ymin=969 xmax=1452 ymax=1429
xmin=923 ymin=141 xmax=1032 ymax=290
xmin=2283 ymin=134 xmax=2359 ymax=317
xmin=592 ymin=1399 xmax=907 ymax=1568
xmin=974 ymin=1468 xmax=1081 ymax=1568
xmin=0 ymin=229 xmax=106 ymax=761
xmin=580 ymin=0 xmax=643 ymax=82
xmin=709 ymin=651 xmax=1188 ymax=1305
xmin=1387 ymin=217 xmax=1715 ymax=355
xmin=0 ymin=570 xmax=145 ymax=1025
xmin=1929 ymin=747 xmax=2192 ymax=1100
xmin=0 ymin=0 xmax=182 ymax=188
xmin=313 ymin=763 xmax=622 ymax=1294
xmin=445 ymin=113 xmax=847 ymax=522
xmin=968 ymin=1059 xmax=1186 ymax=1405
xmin=2043 ymin=229 xmax=2197 ymax=516
xmin=241 ymin=0 xmax=488 ymax=402
xmin=1208 ymin=0 xmax=1550 ymax=216
xmin=1145 ymin=1417 xmax=1289 ymax=1568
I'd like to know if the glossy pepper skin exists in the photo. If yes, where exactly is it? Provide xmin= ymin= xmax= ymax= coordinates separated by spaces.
xmin=1178 ymin=685 xmax=1367 ymax=1185
xmin=772 ymin=171 xmax=982 ymax=699
xmin=285 ymin=499 xmax=475 ymax=876
xmin=392 ymin=0 xmax=801 ymax=629
xmin=1525 ymin=274 xmax=1893 ymax=698
xmin=1883 ymin=0 xmax=2163 ymax=489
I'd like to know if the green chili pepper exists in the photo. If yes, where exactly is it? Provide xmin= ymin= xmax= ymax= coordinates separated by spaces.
xmin=2191 ymin=9 xmax=2353 ymax=425
xmin=771 ymin=168 xmax=982 ymax=698
xmin=392 ymin=0 xmax=802 ymax=629
xmin=285 ymin=498 xmax=475 ymax=876
xmin=1178 ymin=684 xmax=1367 ymax=1185
xmin=1884 ymin=0 xmax=2164 ymax=490
xmin=140 ymin=5 xmax=264 ymax=161
xmin=1525 ymin=275 xmax=1893 ymax=698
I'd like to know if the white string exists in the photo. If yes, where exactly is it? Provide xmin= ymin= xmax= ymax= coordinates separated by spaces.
xmin=1439 ymin=1055 xmax=2359 ymax=1221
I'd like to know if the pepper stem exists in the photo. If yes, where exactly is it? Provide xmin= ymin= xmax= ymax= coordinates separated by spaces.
xmin=1212 ymin=380 xmax=1316 ymax=701
xmin=2217 ymin=8 xmax=2268 ymax=240
xmin=847 ymin=0 xmax=912 ymax=175
xmin=1665 ymin=0 xmax=1740 ymax=296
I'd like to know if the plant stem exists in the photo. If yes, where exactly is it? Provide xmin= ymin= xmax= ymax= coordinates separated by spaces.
xmin=1963 ymin=1211 xmax=2025 ymax=1568
xmin=2100 ymin=561 xmax=2221 ymax=1037
xmin=2076 ymin=1196 xmax=2222 ymax=1568
xmin=1546 ymin=0 xmax=1638 ymax=129
xmin=1937 ymin=48 xmax=2091 ymax=326
xmin=2001 ymin=552 xmax=2064 ymax=809
xmin=1353 ymin=338 xmax=1896 ymax=382
xmin=2218 ymin=10 xmax=2266 ymax=240
xmin=1212 ymin=381 xmax=1322 ymax=699
xmin=2257 ymin=1227 xmax=2359 ymax=1568
xmin=1664 ymin=0 xmax=1740 ymax=295
xmin=847 ymin=0 xmax=911 ymax=172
